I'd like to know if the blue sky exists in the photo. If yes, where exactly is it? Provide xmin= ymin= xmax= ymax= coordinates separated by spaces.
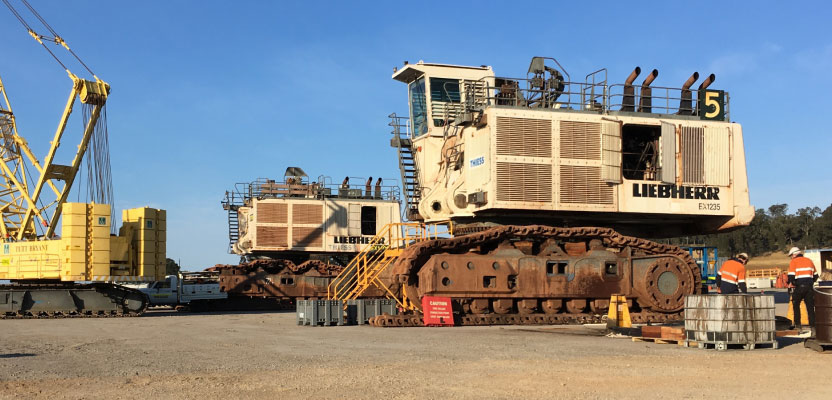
xmin=1 ymin=1 xmax=829 ymax=270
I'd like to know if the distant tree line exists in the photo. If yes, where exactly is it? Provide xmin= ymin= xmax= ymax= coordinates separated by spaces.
xmin=166 ymin=258 xmax=180 ymax=275
xmin=671 ymin=204 xmax=832 ymax=257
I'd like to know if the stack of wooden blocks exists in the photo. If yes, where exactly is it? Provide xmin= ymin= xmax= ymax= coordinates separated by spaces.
xmin=633 ymin=325 xmax=687 ymax=345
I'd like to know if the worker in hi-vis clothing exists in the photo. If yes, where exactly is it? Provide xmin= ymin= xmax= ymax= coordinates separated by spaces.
xmin=788 ymin=247 xmax=818 ymax=334
xmin=716 ymin=253 xmax=749 ymax=294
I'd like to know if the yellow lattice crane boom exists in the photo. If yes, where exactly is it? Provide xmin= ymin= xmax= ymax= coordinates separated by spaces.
xmin=1 ymin=0 xmax=113 ymax=241
xmin=0 ymin=1 xmax=165 ymax=317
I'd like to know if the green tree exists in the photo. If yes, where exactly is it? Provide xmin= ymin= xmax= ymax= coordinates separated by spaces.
xmin=796 ymin=206 xmax=822 ymax=247
xmin=815 ymin=204 xmax=832 ymax=246
xmin=165 ymin=258 xmax=180 ymax=276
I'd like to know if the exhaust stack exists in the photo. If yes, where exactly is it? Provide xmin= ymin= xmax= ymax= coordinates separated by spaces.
xmin=638 ymin=69 xmax=659 ymax=113
xmin=365 ymin=177 xmax=373 ymax=198
xmin=374 ymin=177 xmax=383 ymax=199
xmin=678 ymin=72 xmax=699 ymax=115
xmin=694 ymin=74 xmax=717 ymax=116
xmin=621 ymin=67 xmax=641 ymax=112
xmin=698 ymin=73 xmax=716 ymax=90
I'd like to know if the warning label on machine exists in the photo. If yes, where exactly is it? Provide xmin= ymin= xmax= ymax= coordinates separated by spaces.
xmin=422 ymin=296 xmax=454 ymax=326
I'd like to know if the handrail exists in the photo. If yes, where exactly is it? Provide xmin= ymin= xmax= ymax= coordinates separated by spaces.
xmin=222 ymin=175 xmax=402 ymax=208
xmin=462 ymin=77 xmax=731 ymax=121
xmin=327 ymin=222 xmax=452 ymax=309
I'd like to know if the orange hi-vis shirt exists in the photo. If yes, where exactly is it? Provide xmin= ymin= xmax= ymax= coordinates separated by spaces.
xmin=788 ymin=256 xmax=817 ymax=285
xmin=718 ymin=259 xmax=746 ymax=286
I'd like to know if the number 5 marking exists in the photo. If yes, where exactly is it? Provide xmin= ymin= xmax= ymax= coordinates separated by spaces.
xmin=705 ymin=91 xmax=720 ymax=118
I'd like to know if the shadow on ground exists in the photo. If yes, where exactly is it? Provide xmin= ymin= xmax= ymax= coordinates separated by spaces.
xmin=141 ymin=309 xmax=294 ymax=318
xmin=0 ymin=353 xmax=36 ymax=359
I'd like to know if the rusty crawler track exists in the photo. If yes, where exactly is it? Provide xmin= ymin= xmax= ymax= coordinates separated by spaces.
xmin=368 ymin=310 xmax=683 ymax=327
xmin=378 ymin=225 xmax=699 ymax=327
xmin=214 ymin=258 xmax=352 ymax=300
xmin=392 ymin=225 xmax=698 ymax=279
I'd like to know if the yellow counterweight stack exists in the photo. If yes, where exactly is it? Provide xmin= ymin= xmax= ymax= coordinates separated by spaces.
xmin=120 ymin=207 xmax=167 ymax=279
xmin=0 ymin=203 xmax=165 ymax=283
xmin=63 ymin=202 xmax=111 ymax=281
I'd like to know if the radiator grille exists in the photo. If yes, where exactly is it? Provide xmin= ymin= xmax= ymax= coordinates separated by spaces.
xmin=496 ymin=162 xmax=552 ymax=202
xmin=292 ymin=227 xmax=323 ymax=247
xmin=293 ymin=204 xmax=323 ymax=225
xmin=682 ymin=126 xmax=705 ymax=184
xmin=559 ymin=165 xmax=614 ymax=204
xmin=256 ymin=226 xmax=288 ymax=247
xmin=257 ymin=203 xmax=287 ymax=224
xmin=704 ymin=126 xmax=730 ymax=186
xmin=496 ymin=117 xmax=552 ymax=158
xmin=560 ymin=121 xmax=601 ymax=160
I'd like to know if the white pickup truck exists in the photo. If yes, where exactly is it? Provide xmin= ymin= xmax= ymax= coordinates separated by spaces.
xmin=135 ymin=273 xmax=227 ymax=309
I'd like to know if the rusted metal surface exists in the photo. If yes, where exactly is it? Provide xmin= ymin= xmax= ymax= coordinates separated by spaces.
xmin=214 ymin=259 xmax=342 ymax=299
xmin=387 ymin=225 xmax=698 ymax=323
xmin=816 ymin=287 xmax=832 ymax=344
xmin=638 ymin=69 xmax=659 ymax=113
xmin=368 ymin=309 xmax=682 ymax=327
xmin=214 ymin=259 xmax=387 ymax=300
xmin=621 ymin=67 xmax=641 ymax=112
xmin=697 ymin=73 xmax=716 ymax=90
xmin=678 ymin=72 xmax=699 ymax=115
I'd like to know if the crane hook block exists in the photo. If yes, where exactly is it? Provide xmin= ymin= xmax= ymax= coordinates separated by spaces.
xmin=79 ymin=79 xmax=110 ymax=105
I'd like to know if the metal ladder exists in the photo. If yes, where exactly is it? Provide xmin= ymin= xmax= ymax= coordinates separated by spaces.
xmin=327 ymin=222 xmax=452 ymax=310
xmin=389 ymin=113 xmax=421 ymax=220
xmin=227 ymin=208 xmax=239 ymax=252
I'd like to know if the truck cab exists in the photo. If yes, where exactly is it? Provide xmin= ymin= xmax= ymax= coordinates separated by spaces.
xmin=136 ymin=273 xmax=227 ymax=307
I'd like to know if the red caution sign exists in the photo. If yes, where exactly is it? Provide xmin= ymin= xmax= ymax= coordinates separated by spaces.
xmin=422 ymin=296 xmax=454 ymax=326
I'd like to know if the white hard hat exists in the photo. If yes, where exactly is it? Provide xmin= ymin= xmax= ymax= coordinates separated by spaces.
xmin=788 ymin=247 xmax=802 ymax=256
xmin=736 ymin=253 xmax=749 ymax=261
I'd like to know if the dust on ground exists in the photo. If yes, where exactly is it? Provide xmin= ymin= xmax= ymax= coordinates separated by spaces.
xmin=1 ymin=309 xmax=829 ymax=400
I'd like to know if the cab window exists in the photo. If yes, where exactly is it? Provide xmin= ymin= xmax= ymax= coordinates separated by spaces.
xmin=430 ymin=78 xmax=461 ymax=127
xmin=430 ymin=78 xmax=461 ymax=103
xmin=409 ymin=77 xmax=428 ymax=136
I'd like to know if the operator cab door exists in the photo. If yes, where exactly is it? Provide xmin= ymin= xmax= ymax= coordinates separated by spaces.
xmin=660 ymin=121 xmax=676 ymax=184
xmin=348 ymin=203 xmax=361 ymax=236
xmin=151 ymin=276 xmax=176 ymax=305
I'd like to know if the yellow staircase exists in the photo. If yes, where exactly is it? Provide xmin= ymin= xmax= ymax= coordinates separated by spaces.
xmin=327 ymin=222 xmax=451 ymax=310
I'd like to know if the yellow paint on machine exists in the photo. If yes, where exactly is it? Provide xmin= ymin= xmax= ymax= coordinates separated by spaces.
xmin=0 ymin=202 xmax=165 ymax=282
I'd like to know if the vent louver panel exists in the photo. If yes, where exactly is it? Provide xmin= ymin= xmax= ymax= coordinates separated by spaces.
xmin=257 ymin=203 xmax=287 ymax=223
xmin=256 ymin=226 xmax=288 ymax=247
xmin=559 ymin=165 xmax=614 ymax=204
xmin=560 ymin=121 xmax=601 ymax=160
xmin=293 ymin=204 xmax=323 ymax=225
xmin=704 ymin=127 xmax=730 ymax=186
xmin=292 ymin=227 xmax=323 ymax=247
xmin=496 ymin=117 xmax=552 ymax=158
xmin=682 ymin=126 xmax=705 ymax=184
xmin=496 ymin=162 xmax=552 ymax=202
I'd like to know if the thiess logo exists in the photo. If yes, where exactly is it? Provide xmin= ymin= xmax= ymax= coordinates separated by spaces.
xmin=632 ymin=183 xmax=720 ymax=200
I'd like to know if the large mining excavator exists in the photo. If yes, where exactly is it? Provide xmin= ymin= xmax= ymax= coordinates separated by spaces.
xmin=215 ymin=167 xmax=401 ymax=301
xmin=331 ymin=57 xmax=754 ymax=326
xmin=0 ymin=1 xmax=164 ymax=317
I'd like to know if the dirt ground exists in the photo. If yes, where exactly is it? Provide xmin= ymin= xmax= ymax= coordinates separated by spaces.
xmin=1 ymin=303 xmax=829 ymax=400
xmin=747 ymin=251 xmax=790 ymax=271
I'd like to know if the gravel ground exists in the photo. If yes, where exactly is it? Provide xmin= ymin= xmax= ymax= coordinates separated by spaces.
xmin=0 ymin=308 xmax=829 ymax=400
